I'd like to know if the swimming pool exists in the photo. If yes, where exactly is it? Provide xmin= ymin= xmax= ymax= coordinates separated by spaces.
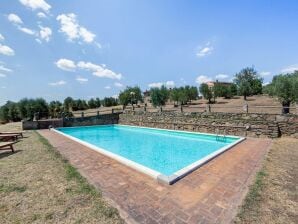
xmin=55 ymin=125 xmax=245 ymax=184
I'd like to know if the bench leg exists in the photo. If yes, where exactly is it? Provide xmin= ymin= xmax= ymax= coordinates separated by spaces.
xmin=10 ymin=144 xmax=14 ymax=152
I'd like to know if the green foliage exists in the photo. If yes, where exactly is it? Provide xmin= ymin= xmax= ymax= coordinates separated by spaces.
xmin=199 ymin=83 xmax=213 ymax=103
xmin=234 ymin=67 xmax=263 ymax=99
xmin=170 ymin=86 xmax=198 ymax=105
xmin=230 ymin=83 xmax=238 ymax=96
xmin=63 ymin=97 xmax=74 ymax=111
xmin=150 ymin=85 xmax=169 ymax=107
xmin=213 ymin=83 xmax=235 ymax=99
xmin=48 ymin=101 xmax=63 ymax=118
xmin=267 ymin=71 xmax=298 ymax=113
xmin=95 ymin=97 xmax=101 ymax=108
xmin=101 ymin=97 xmax=118 ymax=107
xmin=87 ymin=98 xmax=97 ymax=109
xmin=119 ymin=86 xmax=143 ymax=106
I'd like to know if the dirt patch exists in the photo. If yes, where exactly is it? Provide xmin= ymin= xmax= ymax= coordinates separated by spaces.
xmin=0 ymin=122 xmax=124 ymax=224
xmin=235 ymin=137 xmax=298 ymax=223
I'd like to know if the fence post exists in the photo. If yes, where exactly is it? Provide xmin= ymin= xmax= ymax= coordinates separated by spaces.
xmin=132 ymin=105 xmax=135 ymax=111
xmin=180 ymin=105 xmax=183 ymax=113
xmin=160 ymin=106 xmax=163 ymax=112
xmin=81 ymin=112 xmax=84 ymax=117
xmin=243 ymin=103 xmax=248 ymax=113
xmin=97 ymin=111 xmax=99 ymax=116
xmin=206 ymin=104 xmax=211 ymax=113
xmin=144 ymin=105 xmax=147 ymax=112
xmin=112 ymin=109 xmax=114 ymax=114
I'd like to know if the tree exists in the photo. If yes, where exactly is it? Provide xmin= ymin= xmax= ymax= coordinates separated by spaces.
xmin=49 ymin=101 xmax=62 ymax=118
xmin=230 ymin=83 xmax=238 ymax=96
xmin=234 ymin=67 xmax=263 ymax=100
xmin=199 ymin=83 xmax=213 ymax=103
xmin=119 ymin=86 xmax=143 ymax=106
xmin=95 ymin=98 xmax=101 ymax=108
xmin=102 ymin=97 xmax=118 ymax=107
xmin=269 ymin=72 xmax=298 ymax=114
xmin=64 ymin=97 xmax=74 ymax=111
xmin=150 ymin=86 xmax=169 ymax=107
xmin=88 ymin=98 xmax=97 ymax=109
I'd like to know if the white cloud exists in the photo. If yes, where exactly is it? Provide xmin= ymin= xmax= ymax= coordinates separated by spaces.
xmin=165 ymin=81 xmax=175 ymax=88
xmin=49 ymin=80 xmax=66 ymax=86
xmin=1 ymin=86 xmax=6 ymax=89
xmin=79 ymin=27 xmax=95 ymax=43
xmin=148 ymin=81 xmax=175 ymax=88
xmin=18 ymin=27 xmax=36 ymax=35
xmin=55 ymin=59 xmax=76 ymax=71
xmin=114 ymin=82 xmax=124 ymax=88
xmin=0 ymin=65 xmax=13 ymax=73
xmin=76 ymin=76 xmax=88 ymax=83
xmin=263 ymin=82 xmax=270 ymax=86
xmin=37 ymin=12 xmax=47 ymax=18
xmin=55 ymin=58 xmax=122 ymax=80
xmin=0 ymin=73 xmax=7 ymax=77
xmin=77 ymin=61 xmax=122 ymax=80
xmin=56 ymin=13 xmax=96 ymax=44
xmin=281 ymin=65 xmax=298 ymax=74
xmin=39 ymin=26 xmax=52 ymax=42
xmin=260 ymin=71 xmax=271 ymax=77
xmin=0 ymin=44 xmax=15 ymax=56
xmin=0 ymin=34 xmax=4 ymax=41
xmin=19 ymin=0 xmax=51 ymax=12
xmin=105 ymin=86 xmax=111 ymax=89
xmin=196 ymin=42 xmax=213 ymax=58
xmin=215 ymin=74 xmax=229 ymax=80
xmin=8 ymin=13 xmax=23 ymax=24
xmin=195 ymin=75 xmax=212 ymax=84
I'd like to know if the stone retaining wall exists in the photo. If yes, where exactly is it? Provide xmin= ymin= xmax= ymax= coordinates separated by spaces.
xmin=119 ymin=111 xmax=298 ymax=138
xmin=63 ymin=113 xmax=119 ymax=127
xmin=22 ymin=119 xmax=63 ymax=130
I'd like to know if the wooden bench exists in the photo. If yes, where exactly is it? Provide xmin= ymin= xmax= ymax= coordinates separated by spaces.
xmin=0 ymin=142 xmax=15 ymax=152
xmin=0 ymin=134 xmax=19 ymax=142
xmin=0 ymin=132 xmax=24 ymax=138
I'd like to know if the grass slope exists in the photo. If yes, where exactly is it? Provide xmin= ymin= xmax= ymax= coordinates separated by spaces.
xmin=0 ymin=122 xmax=124 ymax=224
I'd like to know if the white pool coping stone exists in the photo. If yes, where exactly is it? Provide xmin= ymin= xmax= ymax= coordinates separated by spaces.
xmin=53 ymin=124 xmax=245 ymax=185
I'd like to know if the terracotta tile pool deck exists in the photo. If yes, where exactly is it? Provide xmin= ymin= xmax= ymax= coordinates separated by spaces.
xmin=38 ymin=130 xmax=271 ymax=224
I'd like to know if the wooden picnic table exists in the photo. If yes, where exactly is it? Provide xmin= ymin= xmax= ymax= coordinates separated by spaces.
xmin=0 ymin=134 xmax=19 ymax=141
xmin=0 ymin=141 xmax=15 ymax=152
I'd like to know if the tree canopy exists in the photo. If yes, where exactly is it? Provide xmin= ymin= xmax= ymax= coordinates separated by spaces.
xmin=234 ymin=67 xmax=263 ymax=100
xmin=264 ymin=71 xmax=298 ymax=113
xmin=119 ymin=86 xmax=143 ymax=106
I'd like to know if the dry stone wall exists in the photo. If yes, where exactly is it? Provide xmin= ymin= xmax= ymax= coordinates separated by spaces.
xmin=119 ymin=111 xmax=298 ymax=138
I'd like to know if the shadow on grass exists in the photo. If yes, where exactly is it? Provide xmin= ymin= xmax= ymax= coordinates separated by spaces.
xmin=0 ymin=150 xmax=22 ymax=159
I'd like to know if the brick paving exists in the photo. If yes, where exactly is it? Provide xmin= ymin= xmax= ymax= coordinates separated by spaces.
xmin=38 ymin=130 xmax=271 ymax=224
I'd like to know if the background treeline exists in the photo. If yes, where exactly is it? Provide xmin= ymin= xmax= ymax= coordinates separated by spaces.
xmin=0 ymin=96 xmax=119 ymax=122
xmin=1 ymin=68 xmax=297 ymax=122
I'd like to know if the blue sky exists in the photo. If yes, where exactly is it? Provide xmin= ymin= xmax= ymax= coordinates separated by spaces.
xmin=0 ymin=0 xmax=298 ymax=105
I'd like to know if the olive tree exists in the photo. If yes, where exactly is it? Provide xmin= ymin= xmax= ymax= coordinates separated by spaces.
xmin=268 ymin=72 xmax=298 ymax=114
xmin=234 ymin=67 xmax=263 ymax=100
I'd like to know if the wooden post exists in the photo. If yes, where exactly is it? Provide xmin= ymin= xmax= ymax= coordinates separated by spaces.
xmin=206 ymin=104 xmax=211 ymax=113
xmin=243 ymin=103 xmax=248 ymax=113
xmin=112 ymin=109 xmax=114 ymax=114
xmin=160 ymin=106 xmax=163 ymax=112
xmin=97 ymin=111 xmax=99 ymax=116
xmin=144 ymin=105 xmax=147 ymax=112
xmin=81 ymin=112 xmax=84 ymax=117
xmin=180 ymin=105 xmax=183 ymax=113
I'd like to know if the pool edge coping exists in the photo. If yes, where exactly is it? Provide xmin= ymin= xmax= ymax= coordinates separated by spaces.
xmin=52 ymin=125 xmax=245 ymax=185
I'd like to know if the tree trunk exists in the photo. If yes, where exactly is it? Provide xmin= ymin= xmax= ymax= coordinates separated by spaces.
xmin=244 ymin=94 xmax=247 ymax=100
xmin=282 ymin=101 xmax=290 ymax=114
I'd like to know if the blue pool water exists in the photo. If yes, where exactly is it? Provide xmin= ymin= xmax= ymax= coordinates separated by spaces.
xmin=57 ymin=125 xmax=240 ymax=176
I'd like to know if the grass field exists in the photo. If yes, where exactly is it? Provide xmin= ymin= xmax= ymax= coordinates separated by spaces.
xmin=0 ymin=122 xmax=124 ymax=224
xmin=72 ymin=95 xmax=297 ymax=116
xmin=235 ymin=137 xmax=298 ymax=224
